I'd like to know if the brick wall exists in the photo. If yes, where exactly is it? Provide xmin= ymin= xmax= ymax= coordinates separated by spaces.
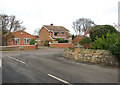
xmin=49 ymin=43 xmax=74 ymax=48
xmin=21 ymin=45 xmax=36 ymax=50
xmin=1 ymin=45 xmax=36 ymax=50
xmin=1 ymin=46 xmax=19 ymax=50
xmin=39 ymin=27 xmax=51 ymax=41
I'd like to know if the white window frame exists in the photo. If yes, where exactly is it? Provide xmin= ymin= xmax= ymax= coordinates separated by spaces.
xmin=13 ymin=38 xmax=19 ymax=44
xmin=24 ymin=38 xmax=31 ymax=44
xmin=61 ymin=32 xmax=65 ymax=35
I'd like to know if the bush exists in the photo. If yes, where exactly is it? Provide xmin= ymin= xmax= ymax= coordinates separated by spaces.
xmin=69 ymin=47 xmax=75 ymax=51
xmin=29 ymin=39 xmax=35 ymax=45
xmin=109 ymin=41 xmax=120 ymax=61
xmin=79 ymin=37 xmax=92 ymax=45
xmin=89 ymin=25 xmax=117 ymax=41
xmin=91 ymin=32 xmax=118 ymax=50
xmin=56 ymin=38 xmax=61 ymax=41
xmin=44 ymin=40 xmax=49 ymax=46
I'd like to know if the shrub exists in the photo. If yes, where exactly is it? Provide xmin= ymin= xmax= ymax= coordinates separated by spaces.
xmin=56 ymin=38 xmax=61 ymax=41
xmin=29 ymin=39 xmax=35 ymax=45
xmin=44 ymin=40 xmax=49 ymax=46
xmin=91 ymin=32 xmax=118 ymax=50
xmin=69 ymin=47 xmax=75 ymax=51
xmin=109 ymin=41 xmax=120 ymax=61
xmin=79 ymin=37 xmax=92 ymax=45
xmin=89 ymin=25 xmax=117 ymax=41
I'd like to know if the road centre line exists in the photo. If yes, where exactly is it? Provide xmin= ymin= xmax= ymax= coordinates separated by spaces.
xmin=48 ymin=74 xmax=72 ymax=85
xmin=7 ymin=56 xmax=26 ymax=65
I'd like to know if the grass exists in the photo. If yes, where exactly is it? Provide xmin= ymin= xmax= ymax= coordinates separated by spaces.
xmin=49 ymin=47 xmax=55 ymax=48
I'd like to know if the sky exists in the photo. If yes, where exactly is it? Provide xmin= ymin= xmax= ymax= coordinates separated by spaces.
xmin=0 ymin=0 xmax=119 ymax=35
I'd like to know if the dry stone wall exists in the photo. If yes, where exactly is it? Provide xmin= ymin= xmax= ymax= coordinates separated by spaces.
xmin=63 ymin=48 xmax=118 ymax=66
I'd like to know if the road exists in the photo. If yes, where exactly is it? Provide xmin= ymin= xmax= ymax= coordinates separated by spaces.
xmin=2 ymin=48 xmax=118 ymax=84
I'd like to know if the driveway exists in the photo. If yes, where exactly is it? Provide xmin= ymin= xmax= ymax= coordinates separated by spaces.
xmin=2 ymin=48 xmax=118 ymax=84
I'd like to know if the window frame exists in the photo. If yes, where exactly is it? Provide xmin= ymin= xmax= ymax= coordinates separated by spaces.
xmin=13 ymin=38 xmax=19 ymax=44
xmin=54 ymin=32 xmax=59 ymax=36
xmin=61 ymin=32 xmax=65 ymax=35
xmin=24 ymin=38 xmax=31 ymax=44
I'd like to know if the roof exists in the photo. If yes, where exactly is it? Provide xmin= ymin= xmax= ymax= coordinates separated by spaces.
xmin=5 ymin=30 xmax=34 ymax=37
xmin=84 ymin=27 xmax=93 ymax=35
xmin=73 ymin=35 xmax=83 ymax=43
xmin=43 ymin=25 xmax=69 ymax=32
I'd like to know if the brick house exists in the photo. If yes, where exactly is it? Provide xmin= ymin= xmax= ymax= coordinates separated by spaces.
xmin=39 ymin=24 xmax=71 ymax=42
xmin=39 ymin=24 xmax=74 ymax=48
xmin=8 ymin=29 xmax=35 ymax=46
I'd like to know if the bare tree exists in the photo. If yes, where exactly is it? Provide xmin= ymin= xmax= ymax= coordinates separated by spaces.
xmin=1 ymin=14 xmax=26 ymax=33
xmin=9 ymin=15 xmax=26 ymax=31
xmin=1 ymin=14 xmax=26 ymax=45
xmin=34 ymin=28 xmax=41 ymax=36
xmin=73 ymin=18 xmax=96 ymax=35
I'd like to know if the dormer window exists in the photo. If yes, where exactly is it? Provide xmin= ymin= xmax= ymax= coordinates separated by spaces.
xmin=54 ymin=32 xmax=59 ymax=36
xmin=62 ymin=32 xmax=65 ymax=35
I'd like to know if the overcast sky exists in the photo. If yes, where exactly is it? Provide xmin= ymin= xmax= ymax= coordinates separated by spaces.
xmin=0 ymin=0 xmax=119 ymax=35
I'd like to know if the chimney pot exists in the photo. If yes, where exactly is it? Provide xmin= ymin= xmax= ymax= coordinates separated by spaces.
xmin=50 ymin=24 xmax=53 ymax=26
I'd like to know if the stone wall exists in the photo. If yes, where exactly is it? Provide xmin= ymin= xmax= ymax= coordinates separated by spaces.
xmin=63 ymin=48 xmax=118 ymax=66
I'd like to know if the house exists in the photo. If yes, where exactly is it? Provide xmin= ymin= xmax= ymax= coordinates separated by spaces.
xmin=39 ymin=24 xmax=70 ymax=42
xmin=73 ymin=35 xmax=83 ymax=44
xmin=84 ymin=27 xmax=93 ymax=37
xmin=39 ymin=24 xmax=74 ymax=48
xmin=8 ymin=28 xmax=35 ymax=46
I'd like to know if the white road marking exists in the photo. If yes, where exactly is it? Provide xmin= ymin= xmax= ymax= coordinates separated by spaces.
xmin=0 ymin=59 xmax=1 ymax=67
xmin=7 ymin=56 xmax=26 ymax=65
xmin=48 ymin=74 xmax=72 ymax=85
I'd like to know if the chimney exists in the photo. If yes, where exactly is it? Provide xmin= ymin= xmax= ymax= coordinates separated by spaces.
xmin=50 ymin=24 xmax=53 ymax=26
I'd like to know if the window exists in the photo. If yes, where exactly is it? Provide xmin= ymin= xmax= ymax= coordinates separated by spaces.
xmin=61 ymin=32 xmax=65 ymax=35
xmin=24 ymin=38 xmax=30 ymax=44
xmin=54 ymin=32 xmax=59 ymax=36
xmin=13 ymin=38 xmax=19 ymax=44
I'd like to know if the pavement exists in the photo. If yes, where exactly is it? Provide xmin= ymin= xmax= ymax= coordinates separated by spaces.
xmin=0 ymin=51 xmax=2 ymax=84
xmin=2 ymin=48 xmax=119 ymax=84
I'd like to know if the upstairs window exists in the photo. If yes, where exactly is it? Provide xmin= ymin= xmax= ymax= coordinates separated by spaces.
xmin=61 ymin=32 xmax=65 ymax=35
xmin=13 ymin=38 xmax=19 ymax=44
xmin=24 ymin=38 xmax=30 ymax=44
xmin=54 ymin=32 xmax=59 ymax=36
